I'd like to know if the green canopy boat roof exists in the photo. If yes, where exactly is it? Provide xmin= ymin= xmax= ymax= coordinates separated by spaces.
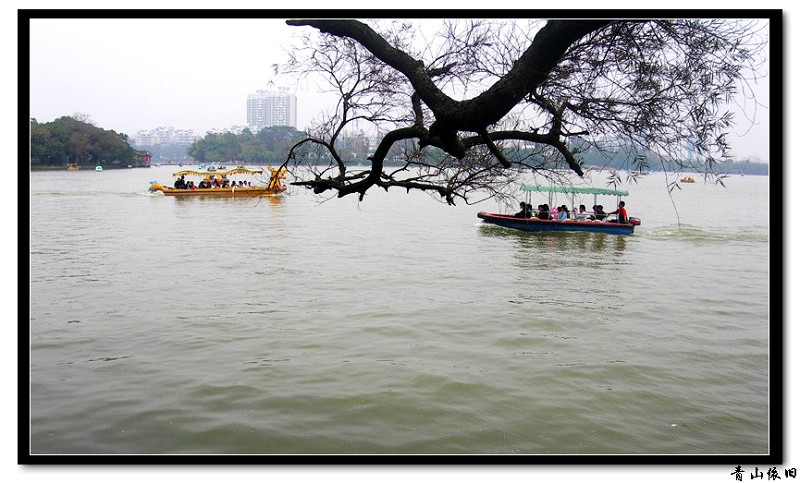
xmin=520 ymin=184 xmax=629 ymax=197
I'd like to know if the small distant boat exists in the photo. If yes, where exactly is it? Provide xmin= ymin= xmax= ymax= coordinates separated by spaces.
xmin=148 ymin=166 xmax=287 ymax=197
xmin=95 ymin=166 xmax=103 ymax=172
xmin=477 ymin=184 xmax=640 ymax=236
xmin=67 ymin=164 xmax=79 ymax=171
xmin=680 ymin=175 xmax=695 ymax=183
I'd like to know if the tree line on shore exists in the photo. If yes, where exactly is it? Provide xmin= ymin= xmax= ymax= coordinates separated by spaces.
xmin=29 ymin=115 xmax=768 ymax=176
xmin=30 ymin=116 xmax=146 ymax=169
xmin=185 ymin=126 xmax=308 ymax=165
xmin=184 ymin=125 xmax=770 ymax=176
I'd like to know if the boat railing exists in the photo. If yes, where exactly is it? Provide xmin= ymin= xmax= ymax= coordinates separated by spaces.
xmin=524 ymin=209 xmax=635 ymax=224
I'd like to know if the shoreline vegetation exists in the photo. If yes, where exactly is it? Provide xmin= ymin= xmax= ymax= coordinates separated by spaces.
xmin=29 ymin=162 xmax=769 ymax=176
xmin=30 ymin=164 xmax=152 ymax=171
xmin=30 ymin=116 xmax=769 ymax=176
xmin=30 ymin=116 xmax=149 ymax=171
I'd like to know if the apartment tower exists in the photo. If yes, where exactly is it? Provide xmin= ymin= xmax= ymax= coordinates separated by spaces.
xmin=247 ymin=88 xmax=297 ymax=132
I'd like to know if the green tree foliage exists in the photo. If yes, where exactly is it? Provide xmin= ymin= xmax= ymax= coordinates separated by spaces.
xmin=187 ymin=126 xmax=307 ymax=164
xmin=30 ymin=116 xmax=139 ymax=168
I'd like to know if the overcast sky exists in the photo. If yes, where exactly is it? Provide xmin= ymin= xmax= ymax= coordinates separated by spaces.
xmin=28 ymin=18 xmax=322 ymax=134
xmin=28 ymin=16 xmax=772 ymax=161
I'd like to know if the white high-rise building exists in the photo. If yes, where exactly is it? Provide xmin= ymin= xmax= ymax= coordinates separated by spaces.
xmin=132 ymin=127 xmax=198 ymax=146
xmin=247 ymin=88 xmax=297 ymax=132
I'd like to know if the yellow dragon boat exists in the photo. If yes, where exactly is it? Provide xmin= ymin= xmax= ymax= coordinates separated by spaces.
xmin=148 ymin=166 xmax=287 ymax=197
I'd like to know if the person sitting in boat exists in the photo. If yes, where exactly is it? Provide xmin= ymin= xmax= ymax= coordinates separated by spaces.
xmin=561 ymin=205 xmax=571 ymax=219
xmin=575 ymin=204 xmax=590 ymax=221
xmin=174 ymin=175 xmax=186 ymax=189
xmin=512 ymin=201 xmax=524 ymax=217
xmin=607 ymin=201 xmax=629 ymax=224
xmin=513 ymin=201 xmax=532 ymax=218
xmin=556 ymin=206 xmax=569 ymax=221
xmin=592 ymin=205 xmax=607 ymax=221
xmin=537 ymin=204 xmax=552 ymax=220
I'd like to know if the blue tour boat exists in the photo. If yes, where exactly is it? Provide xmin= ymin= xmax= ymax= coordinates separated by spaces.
xmin=477 ymin=184 xmax=641 ymax=235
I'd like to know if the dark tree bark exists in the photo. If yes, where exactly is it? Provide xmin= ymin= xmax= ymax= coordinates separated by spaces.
xmin=280 ymin=18 xmax=767 ymax=204
xmin=287 ymin=19 xmax=609 ymax=168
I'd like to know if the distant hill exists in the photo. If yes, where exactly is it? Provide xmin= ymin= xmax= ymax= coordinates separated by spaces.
xmin=30 ymin=116 xmax=148 ymax=169
xmin=565 ymin=140 xmax=769 ymax=176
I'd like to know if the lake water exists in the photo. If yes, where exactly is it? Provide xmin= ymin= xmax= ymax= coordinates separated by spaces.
xmin=26 ymin=166 xmax=772 ymax=458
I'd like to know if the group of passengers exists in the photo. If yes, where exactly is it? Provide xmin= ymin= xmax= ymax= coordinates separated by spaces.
xmin=588 ymin=203 xmax=628 ymax=223
xmin=173 ymin=175 xmax=252 ymax=190
xmin=512 ymin=201 xmax=629 ymax=224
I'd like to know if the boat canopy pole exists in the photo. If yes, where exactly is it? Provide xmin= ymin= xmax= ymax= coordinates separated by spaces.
xmin=519 ymin=184 xmax=630 ymax=213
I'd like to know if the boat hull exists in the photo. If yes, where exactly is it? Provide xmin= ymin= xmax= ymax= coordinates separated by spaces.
xmin=149 ymin=184 xmax=285 ymax=197
xmin=477 ymin=212 xmax=636 ymax=235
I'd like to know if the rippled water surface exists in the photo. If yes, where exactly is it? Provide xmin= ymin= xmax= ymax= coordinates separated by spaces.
xmin=28 ymin=167 xmax=771 ymax=456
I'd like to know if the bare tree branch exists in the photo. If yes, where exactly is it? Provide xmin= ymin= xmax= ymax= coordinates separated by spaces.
xmin=278 ymin=18 xmax=768 ymax=204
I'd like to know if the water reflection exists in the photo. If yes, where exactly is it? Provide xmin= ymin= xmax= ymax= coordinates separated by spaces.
xmin=478 ymin=225 xmax=628 ymax=260
xmin=171 ymin=194 xmax=284 ymax=206
xmin=477 ymin=225 xmax=630 ymax=310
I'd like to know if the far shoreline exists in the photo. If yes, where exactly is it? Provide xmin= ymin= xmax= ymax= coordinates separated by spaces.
xmin=30 ymin=165 xmax=152 ymax=172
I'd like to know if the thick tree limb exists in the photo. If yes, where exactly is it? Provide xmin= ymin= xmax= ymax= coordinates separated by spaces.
xmin=281 ymin=18 xmax=761 ymax=204
xmin=286 ymin=19 xmax=611 ymax=131
xmin=477 ymin=128 xmax=511 ymax=168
